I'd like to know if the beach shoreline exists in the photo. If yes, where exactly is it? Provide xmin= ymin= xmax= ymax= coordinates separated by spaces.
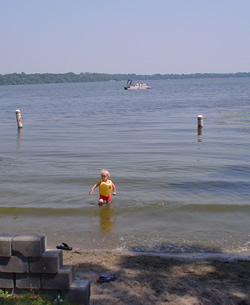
xmin=62 ymin=250 xmax=250 ymax=305
xmin=69 ymin=248 xmax=250 ymax=262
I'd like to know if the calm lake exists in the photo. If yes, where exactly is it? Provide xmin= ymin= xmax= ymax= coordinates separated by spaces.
xmin=0 ymin=78 xmax=249 ymax=253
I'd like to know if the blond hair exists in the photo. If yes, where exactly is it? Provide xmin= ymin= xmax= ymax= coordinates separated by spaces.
xmin=101 ymin=169 xmax=110 ymax=177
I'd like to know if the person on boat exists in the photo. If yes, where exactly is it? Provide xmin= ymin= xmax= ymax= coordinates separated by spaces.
xmin=89 ymin=169 xmax=116 ymax=205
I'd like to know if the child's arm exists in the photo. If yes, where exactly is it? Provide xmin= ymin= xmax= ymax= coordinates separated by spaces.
xmin=112 ymin=182 xmax=117 ymax=195
xmin=89 ymin=181 xmax=101 ymax=194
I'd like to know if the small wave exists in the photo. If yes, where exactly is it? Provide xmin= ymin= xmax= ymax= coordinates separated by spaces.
xmin=179 ymin=203 xmax=250 ymax=212
xmin=0 ymin=206 xmax=94 ymax=217
xmin=129 ymin=243 xmax=220 ymax=254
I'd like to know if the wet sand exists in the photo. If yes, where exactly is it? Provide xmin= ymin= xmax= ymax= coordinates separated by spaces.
xmin=63 ymin=250 xmax=250 ymax=305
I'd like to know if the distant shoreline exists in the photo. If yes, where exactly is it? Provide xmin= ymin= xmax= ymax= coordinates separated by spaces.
xmin=0 ymin=71 xmax=250 ymax=86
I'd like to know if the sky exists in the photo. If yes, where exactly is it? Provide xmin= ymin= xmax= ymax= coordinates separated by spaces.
xmin=0 ymin=0 xmax=250 ymax=75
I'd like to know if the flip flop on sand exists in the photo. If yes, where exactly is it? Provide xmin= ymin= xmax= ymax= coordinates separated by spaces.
xmin=56 ymin=242 xmax=72 ymax=251
xmin=97 ymin=273 xmax=116 ymax=283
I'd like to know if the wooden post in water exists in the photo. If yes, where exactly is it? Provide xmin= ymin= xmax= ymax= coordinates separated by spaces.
xmin=197 ymin=115 xmax=203 ymax=142
xmin=197 ymin=115 xmax=203 ymax=129
xmin=16 ymin=109 xmax=23 ymax=128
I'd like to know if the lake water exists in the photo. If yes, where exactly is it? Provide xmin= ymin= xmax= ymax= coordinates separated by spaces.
xmin=0 ymin=78 xmax=249 ymax=254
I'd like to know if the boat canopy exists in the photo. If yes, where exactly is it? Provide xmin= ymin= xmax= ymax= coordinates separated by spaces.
xmin=127 ymin=79 xmax=137 ymax=84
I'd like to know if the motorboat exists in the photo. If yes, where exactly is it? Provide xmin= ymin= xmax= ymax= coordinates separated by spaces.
xmin=124 ymin=79 xmax=151 ymax=90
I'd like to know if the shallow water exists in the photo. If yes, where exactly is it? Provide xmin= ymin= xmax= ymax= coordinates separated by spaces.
xmin=0 ymin=78 xmax=249 ymax=253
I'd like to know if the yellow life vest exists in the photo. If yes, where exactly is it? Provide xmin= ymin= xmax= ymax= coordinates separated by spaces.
xmin=99 ymin=180 xmax=113 ymax=197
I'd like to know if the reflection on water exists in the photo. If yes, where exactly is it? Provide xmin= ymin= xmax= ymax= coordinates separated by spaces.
xmin=99 ymin=205 xmax=116 ymax=232
xmin=17 ymin=129 xmax=23 ymax=150
xmin=197 ymin=128 xmax=203 ymax=142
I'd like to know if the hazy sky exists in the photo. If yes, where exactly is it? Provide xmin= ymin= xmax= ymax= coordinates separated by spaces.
xmin=1 ymin=0 xmax=249 ymax=75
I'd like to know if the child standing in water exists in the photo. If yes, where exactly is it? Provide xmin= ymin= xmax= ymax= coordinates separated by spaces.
xmin=89 ymin=169 xmax=116 ymax=205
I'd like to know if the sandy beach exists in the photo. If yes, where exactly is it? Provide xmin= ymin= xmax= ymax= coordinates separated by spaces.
xmin=63 ymin=250 xmax=250 ymax=305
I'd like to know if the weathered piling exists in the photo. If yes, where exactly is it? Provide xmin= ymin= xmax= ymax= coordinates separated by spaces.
xmin=15 ymin=109 xmax=23 ymax=128
xmin=197 ymin=115 xmax=203 ymax=129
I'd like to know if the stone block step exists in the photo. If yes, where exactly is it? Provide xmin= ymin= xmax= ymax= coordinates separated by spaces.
xmin=62 ymin=280 xmax=91 ymax=305
xmin=41 ymin=265 xmax=74 ymax=290
xmin=0 ymin=255 xmax=28 ymax=273
xmin=0 ymin=272 xmax=14 ymax=289
xmin=12 ymin=234 xmax=46 ymax=257
xmin=29 ymin=249 xmax=62 ymax=273
xmin=0 ymin=234 xmax=16 ymax=257
xmin=16 ymin=273 xmax=41 ymax=289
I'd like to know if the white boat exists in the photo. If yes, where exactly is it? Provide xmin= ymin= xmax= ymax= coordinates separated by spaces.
xmin=124 ymin=79 xmax=151 ymax=90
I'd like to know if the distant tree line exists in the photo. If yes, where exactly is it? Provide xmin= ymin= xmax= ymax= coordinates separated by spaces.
xmin=0 ymin=72 xmax=249 ymax=86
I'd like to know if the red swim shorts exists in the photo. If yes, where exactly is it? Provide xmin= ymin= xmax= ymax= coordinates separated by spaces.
xmin=99 ymin=194 xmax=111 ymax=201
